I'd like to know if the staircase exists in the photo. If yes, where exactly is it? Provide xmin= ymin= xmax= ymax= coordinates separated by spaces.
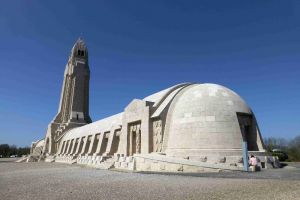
xmin=45 ymin=155 xmax=56 ymax=163
xmin=26 ymin=155 xmax=40 ymax=162
xmin=77 ymin=155 xmax=103 ymax=165
xmin=95 ymin=157 xmax=115 ymax=170
xmin=76 ymin=155 xmax=115 ymax=169
xmin=15 ymin=156 xmax=29 ymax=163
xmin=114 ymin=154 xmax=135 ymax=170
xmin=55 ymin=155 xmax=77 ymax=164
xmin=32 ymin=145 xmax=43 ymax=156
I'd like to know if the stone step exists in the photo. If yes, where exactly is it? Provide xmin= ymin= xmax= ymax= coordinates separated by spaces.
xmin=45 ymin=157 xmax=55 ymax=163
xmin=114 ymin=156 xmax=135 ymax=170
xmin=15 ymin=156 xmax=28 ymax=163
xmin=95 ymin=158 xmax=115 ymax=170
xmin=55 ymin=155 xmax=76 ymax=164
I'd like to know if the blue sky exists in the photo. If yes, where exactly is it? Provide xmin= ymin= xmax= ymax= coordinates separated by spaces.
xmin=0 ymin=0 xmax=299 ymax=147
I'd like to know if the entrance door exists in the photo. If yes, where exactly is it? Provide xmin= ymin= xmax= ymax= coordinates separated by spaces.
xmin=129 ymin=124 xmax=141 ymax=156
xmin=237 ymin=114 xmax=259 ymax=151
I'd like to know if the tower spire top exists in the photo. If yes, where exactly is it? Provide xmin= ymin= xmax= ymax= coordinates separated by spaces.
xmin=74 ymin=37 xmax=86 ymax=48
xmin=77 ymin=36 xmax=84 ymax=42
xmin=70 ymin=37 xmax=88 ymax=60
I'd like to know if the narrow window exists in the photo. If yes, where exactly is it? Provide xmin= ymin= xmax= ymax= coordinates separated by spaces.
xmin=76 ymin=114 xmax=79 ymax=120
xmin=81 ymin=51 xmax=85 ymax=56
xmin=78 ymin=50 xmax=81 ymax=56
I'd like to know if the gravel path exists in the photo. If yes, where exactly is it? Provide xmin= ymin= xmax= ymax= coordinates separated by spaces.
xmin=0 ymin=162 xmax=300 ymax=200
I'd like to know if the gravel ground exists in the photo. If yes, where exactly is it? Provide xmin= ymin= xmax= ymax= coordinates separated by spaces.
xmin=0 ymin=161 xmax=300 ymax=200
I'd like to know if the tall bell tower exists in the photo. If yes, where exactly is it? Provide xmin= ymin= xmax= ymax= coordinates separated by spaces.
xmin=43 ymin=38 xmax=92 ymax=155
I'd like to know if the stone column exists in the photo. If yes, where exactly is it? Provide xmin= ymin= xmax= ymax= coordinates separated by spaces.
xmin=118 ymin=120 xmax=129 ymax=156
xmin=61 ymin=141 xmax=66 ymax=155
xmin=58 ymin=141 xmax=65 ymax=155
xmin=104 ymin=127 xmax=117 ymax=156
xmin=93 ymin=132 xmax=105 ymax=156
xmin=87 ymin=134 xmax=96 ymax=155
xmin=80 ymin=137 xmax=88 ymax=156
xmin=136 ymin=125 xmax=141 ymax=154
xmin=141 ymin=106 xmax=150 ymax=154
xmin=74 ymin=137 xmax=83 ymax=156
xmin=129 ymin=126 xmax=134 ymax=156
xmin=66 ymin=139 xmax=74 ymax=155
xmin=69 ymin=139 xmax=77 ymax=155
xmin=63 ymin=140 xmax=70 ymax=155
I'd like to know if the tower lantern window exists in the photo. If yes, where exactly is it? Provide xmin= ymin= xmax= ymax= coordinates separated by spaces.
xmin=77 ymin=50 xmax=85 ymax=57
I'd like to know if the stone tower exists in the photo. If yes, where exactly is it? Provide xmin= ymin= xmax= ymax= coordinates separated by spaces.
xmin=43 ymin=38 xmax=92 ymax=155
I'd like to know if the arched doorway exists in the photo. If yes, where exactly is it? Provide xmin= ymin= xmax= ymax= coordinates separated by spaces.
xmin=237 ymin=113 xmax=259 ymax=151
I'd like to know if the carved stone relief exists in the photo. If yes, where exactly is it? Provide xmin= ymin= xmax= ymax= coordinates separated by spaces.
xmin=153 ymin=120 xmax=163 ymax=152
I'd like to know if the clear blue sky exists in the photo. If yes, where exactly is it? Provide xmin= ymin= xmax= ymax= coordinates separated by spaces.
xmin=0 ymin=1 xmax=299 ymax=147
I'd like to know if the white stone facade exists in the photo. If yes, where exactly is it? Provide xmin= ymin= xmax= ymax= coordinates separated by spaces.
xmin=31 ymin=39 xmax=279 ymax=172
